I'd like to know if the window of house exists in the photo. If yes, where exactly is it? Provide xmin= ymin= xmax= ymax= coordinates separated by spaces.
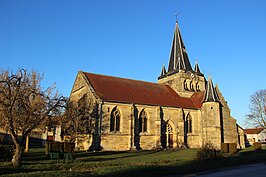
xmin=110 ymin=107 xmax=121 ymax=132
xmin=139 ymin=110 xmax=148 ymax=133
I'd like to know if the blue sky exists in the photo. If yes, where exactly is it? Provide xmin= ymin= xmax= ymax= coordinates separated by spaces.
xmin=1 ymin=0 xmax=266 ymax=127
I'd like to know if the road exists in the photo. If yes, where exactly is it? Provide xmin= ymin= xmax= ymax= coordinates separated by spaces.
xmin=195 ymin=163 xmax=266 ymax=177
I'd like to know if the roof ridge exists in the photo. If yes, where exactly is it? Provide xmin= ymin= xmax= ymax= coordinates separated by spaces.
xmin=82 ymin=71 xmax=162 ymax=86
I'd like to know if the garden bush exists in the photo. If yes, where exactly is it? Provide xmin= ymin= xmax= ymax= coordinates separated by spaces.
xmin=0 ymin=145 xmax=14 ymax=162
xmin=197 ymin=142 xmax=222 ymax=161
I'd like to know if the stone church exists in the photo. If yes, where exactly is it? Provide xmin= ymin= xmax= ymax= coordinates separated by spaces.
xmin=70 ymin=21 xmax=245 ymax=151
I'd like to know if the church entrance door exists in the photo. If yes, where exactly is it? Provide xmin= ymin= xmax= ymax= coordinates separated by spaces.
xmin=166 ymin=123 xmax=173 ymax=148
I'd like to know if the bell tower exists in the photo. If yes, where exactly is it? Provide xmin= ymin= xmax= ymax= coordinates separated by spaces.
xmin=158 ymin=21 xmax=205 ymax=98
xmin=201 ymin=76 xmax=223 ymax=148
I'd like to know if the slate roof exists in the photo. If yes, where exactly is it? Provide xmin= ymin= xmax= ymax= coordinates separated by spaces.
xmin=194 ymin=61 xmax=203 ymax=76
xmin=244 ymin=128 xmax=264 ymax=134
xmin=83 ymin=72 xmax=204 ymax=109
xmin=204 ymin=76 xmax=220 ymax=102
xmin=167 ymin=22 xmax=192 ymax=73
xmin=159 ymin=21 xmax=204 ymax=79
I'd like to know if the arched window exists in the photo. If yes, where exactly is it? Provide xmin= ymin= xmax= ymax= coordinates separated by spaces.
xmin=187 ymin=114 xmax=192 ymax=133
xmin=139 ymin=110 xmax=148 ymax=133
xmin=184 ymin=80 xmax=188 ymax=90
xmin=110 ymin=107 xmax=120 ymax=132
xmin=190 ymin=81 xmax=194 ymax=91
xmin=195 ymin=82 xmax=200 ymax=91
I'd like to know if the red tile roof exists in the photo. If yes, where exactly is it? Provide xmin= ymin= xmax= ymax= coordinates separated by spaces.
xmin=244 ymin=128 xmax=264 ymax=134
xmin=190 ymin=91 xmax=205 ymax=108
xmin=83 ymin=72 xmax=204 ymax=109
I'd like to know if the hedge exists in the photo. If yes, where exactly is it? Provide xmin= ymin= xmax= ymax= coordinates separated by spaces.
xmin=0 ymin=145 xmax=14 ymax=162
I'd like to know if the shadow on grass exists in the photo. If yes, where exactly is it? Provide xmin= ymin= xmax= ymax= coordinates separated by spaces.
xmin=2 ymin=149 xmax=266 ymax=177
xmin=85 ymin=149 xmax=266 ymax=177
xmin=0 ymin=166 xmax=51 ymax=176
xmin=75 ymin=150 xmax=163 ymax=162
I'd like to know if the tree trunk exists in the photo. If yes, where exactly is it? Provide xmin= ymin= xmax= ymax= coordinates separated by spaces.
xmin=12 ymin=144 xmax=24 ymax=166
xmin=24 ymin=134 xmax=29 ymax=153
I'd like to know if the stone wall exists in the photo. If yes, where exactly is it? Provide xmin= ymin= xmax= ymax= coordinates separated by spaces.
xmin=158 ymin=71 xmax=205 ymax=98
xmin=69 ymin=71 xmax=242 ymax=151
xmin=202 ymin=102 xmax=222 ymax=149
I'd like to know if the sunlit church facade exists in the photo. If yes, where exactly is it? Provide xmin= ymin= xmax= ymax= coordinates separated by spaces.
xmin=70 ymin=21 xmax=245 ymax=151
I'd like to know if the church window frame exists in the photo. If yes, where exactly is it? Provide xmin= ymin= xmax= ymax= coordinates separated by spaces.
xmin=139 ymin=109 xmax=148 ymax=133
xmin=184 ymin=80 xmax=188 ymax=90
xmin=110 ymin=107 xmax=121 ymax=132
xmin=195 ymin=82 xmax=200 ymax=91
xmin=186 ymin=114 xmax=193 ymax=134
xmin=189 ymin=81 xmax=194 ymax=91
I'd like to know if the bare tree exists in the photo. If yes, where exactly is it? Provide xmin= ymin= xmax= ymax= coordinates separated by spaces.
xmin=245 ymin=89 xmax=266 ymax=128
xmin=61 ymin=94 xmax=98 ymax=144
xmin=0 ymin=69 xmax=65 ymax=166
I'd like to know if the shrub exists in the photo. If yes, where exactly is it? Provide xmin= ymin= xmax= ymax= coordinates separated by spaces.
xmin=197 ymin=142 xmax=222 ymax=161
xmin=253 ymin=142 xmax=262 ymax=150
xmin=0 ymin=145 xmax=14 ymax=162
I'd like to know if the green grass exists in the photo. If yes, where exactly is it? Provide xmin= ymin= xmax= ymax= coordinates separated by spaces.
xmin=1 ymin=147 xmax=266 ymax=177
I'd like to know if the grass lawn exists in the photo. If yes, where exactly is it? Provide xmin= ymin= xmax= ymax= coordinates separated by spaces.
xmin=1 ymin=146 xmax=266 ymax=177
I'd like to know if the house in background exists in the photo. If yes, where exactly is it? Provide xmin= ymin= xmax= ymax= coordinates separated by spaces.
xmin=0 ymin=126 xmax=62 ymax=147
xmin=245 ymin=128 xmax=266 ymax=145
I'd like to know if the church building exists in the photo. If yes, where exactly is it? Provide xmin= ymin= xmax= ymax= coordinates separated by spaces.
xmin=70 ymin=21 xmax=245 ymax=151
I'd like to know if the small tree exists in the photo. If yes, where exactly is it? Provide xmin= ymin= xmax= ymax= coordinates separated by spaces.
xmin=0 ymin=69 xmax=65 ymax=166
xmin=245 ymin=90 xmax=266 ymax=128
xmin=61 ymin=94 xmax=98 ymax=144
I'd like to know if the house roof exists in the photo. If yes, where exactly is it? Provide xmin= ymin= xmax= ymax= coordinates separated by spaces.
xmin=83 ymin=72 xmax=204 ymax=109
xmin=244 ymin=128 xmax=264 ymax=134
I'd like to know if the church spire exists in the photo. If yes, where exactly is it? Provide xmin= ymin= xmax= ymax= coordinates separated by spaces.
xmin=194 ymin=60 xmax=203 ymax=76
xmin=203 ymin=75 xmax=220 ymax=102
xmin=160 ymin=65 xmax=167 ymax=76
xmin=167 ymin=21 xmax=192 ymax=73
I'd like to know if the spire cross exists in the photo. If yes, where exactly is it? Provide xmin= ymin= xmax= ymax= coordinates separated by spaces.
xmin=174 ymin=12 xmax=179 ymax=22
